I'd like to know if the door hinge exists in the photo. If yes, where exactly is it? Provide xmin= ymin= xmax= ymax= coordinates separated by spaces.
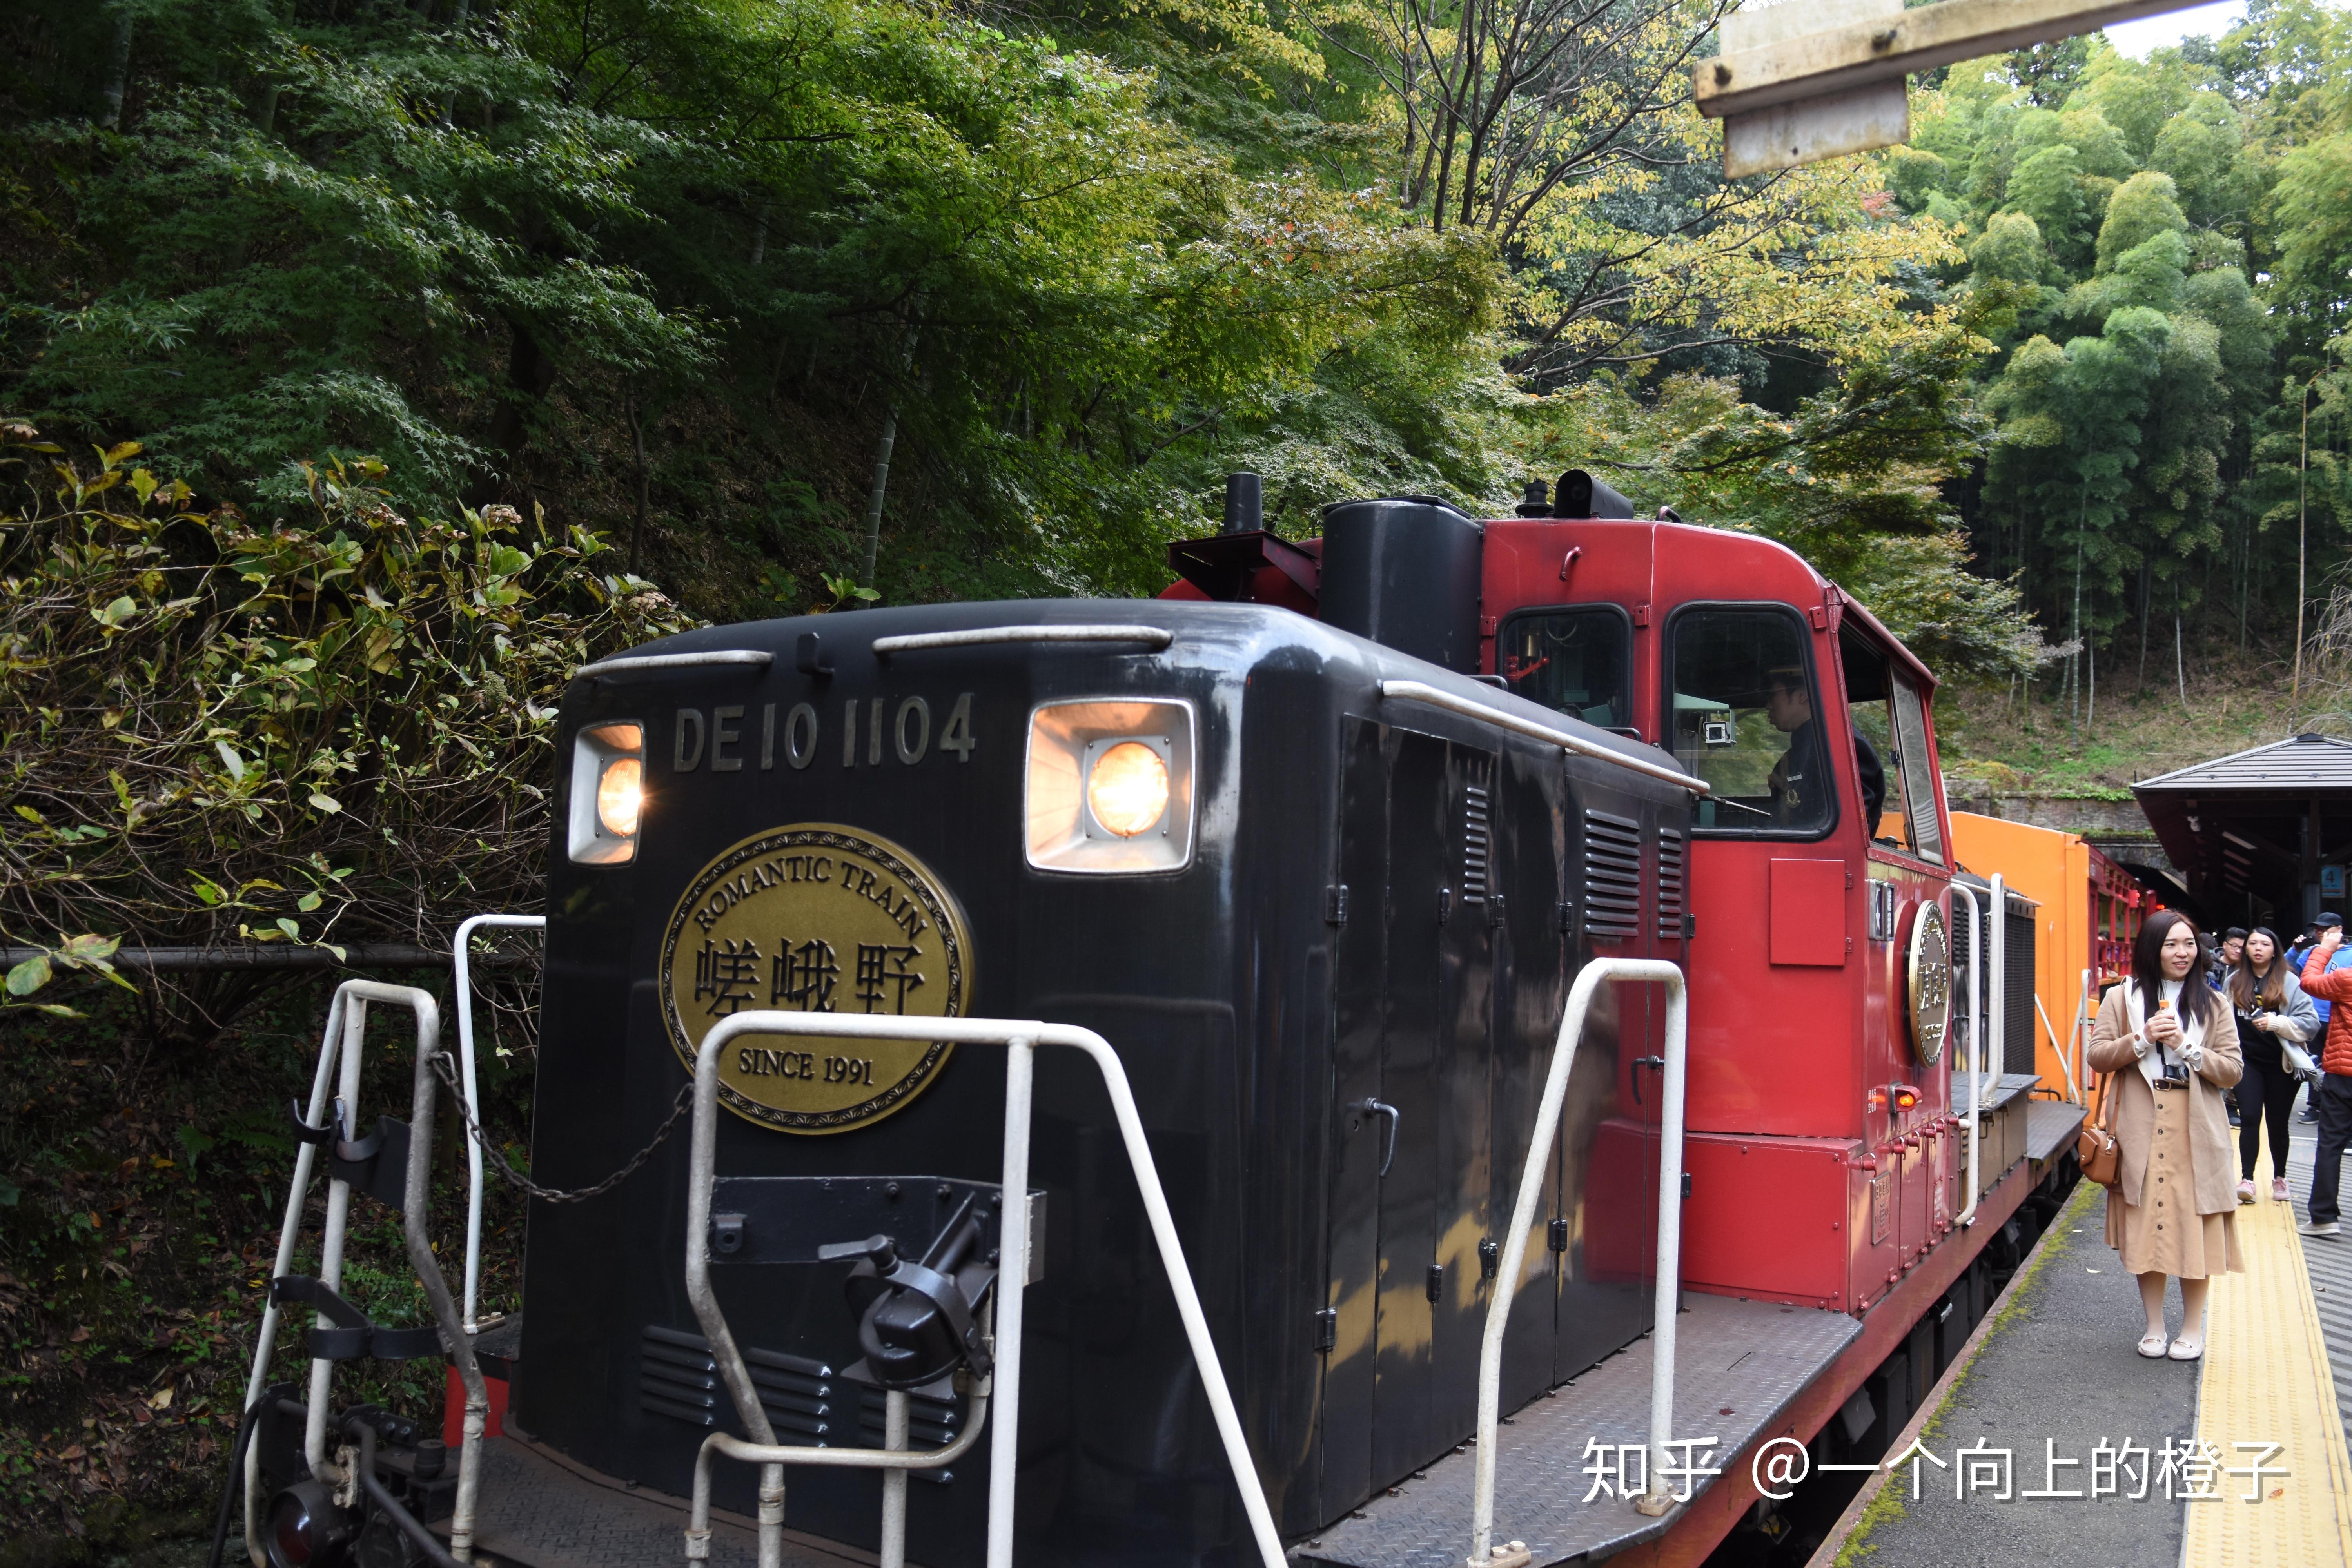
xmin=1556 ymin=900 xmax=1578 ymax=935
xmin=1437 ymin=887 xmax=1452 ymax=925
xmin=1325 ymin=884 xmax=1349 ymax=926
xmin=1487 ymin=892 xmax=1507 ymax=928
xmin=1682 ymin=912 xmax=1697 ymax=940
xmin=1425 ymin=1263 xmax=1445 ymax=1303
xmin=1681 ymin=1171 xmax=1693 ymax=1200
xmin=1479 ymin=1238 xmax=1500 ymax=1280
xmin=1548 ymin=1217 xmax=1570 ymax=1254
xmin=1313 ymin=1307 xmax=1338 ymax=1352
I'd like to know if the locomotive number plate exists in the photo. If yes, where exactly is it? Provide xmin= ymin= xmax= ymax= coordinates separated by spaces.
xmin=660 ymin=824 xmax=974 ymax=1134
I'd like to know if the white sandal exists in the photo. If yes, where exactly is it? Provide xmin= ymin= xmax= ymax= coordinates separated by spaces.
xmin=2138 ymin=1330 xmax=2170 ymax=1358
xmin=2168 ymin=1336 xmax=2204 ymax=1361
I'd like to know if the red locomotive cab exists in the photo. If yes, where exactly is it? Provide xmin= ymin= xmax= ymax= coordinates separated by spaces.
xmin=1480 ymin=485 xmax=1962 ymax=1315
xmin=1161 ymin=471 xmax=1969 ymax=1316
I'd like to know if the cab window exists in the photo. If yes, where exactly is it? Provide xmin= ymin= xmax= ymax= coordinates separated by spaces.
xmin=1839 ymin=627 xmax=1944 ymax=863
xmin=1499 ymin=607 xmax=1632 ymax=731
xmin=1664 ymin=606 xmax=1833 ymax=836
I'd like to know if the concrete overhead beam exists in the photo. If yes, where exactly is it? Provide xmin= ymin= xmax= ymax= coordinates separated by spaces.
xmin=1695 ymin=0 xmax=2205 ymax=122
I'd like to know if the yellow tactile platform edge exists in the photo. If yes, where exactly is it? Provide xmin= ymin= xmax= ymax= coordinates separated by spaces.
xmin=2184 ymin=1190 xmax=2352 ymax=1566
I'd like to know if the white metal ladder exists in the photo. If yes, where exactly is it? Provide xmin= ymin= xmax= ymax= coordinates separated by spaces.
xmin=236 ymin=981 xmax=491 ymax=1564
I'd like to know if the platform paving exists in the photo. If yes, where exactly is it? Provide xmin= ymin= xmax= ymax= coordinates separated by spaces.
xmin=2282 ymin=1088 xmax=2352 ymax=1455
xmin=1820 ymin=1097 xmax=2352 ymax=1568
xmin=1820 ymin=1180 xmax=2200 ymax=1568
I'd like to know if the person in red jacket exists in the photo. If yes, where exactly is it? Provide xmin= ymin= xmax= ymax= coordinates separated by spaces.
xmin=2295 ymin=924 xmax=2352 ymax=1236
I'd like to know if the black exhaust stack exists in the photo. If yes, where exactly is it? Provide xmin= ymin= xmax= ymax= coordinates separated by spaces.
xmin=1222 ymin=472 xmax=1264 ymax=534
xmin=1319 ymin=496 xmax=1484 ymax=674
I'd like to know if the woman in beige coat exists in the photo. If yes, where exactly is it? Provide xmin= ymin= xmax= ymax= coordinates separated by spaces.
xmin=2087 ymin=910 xmax=2243 ymax=1361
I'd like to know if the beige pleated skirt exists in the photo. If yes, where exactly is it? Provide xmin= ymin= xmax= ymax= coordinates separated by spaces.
xmin=2106 ymin=1078 xmax=2241 ymax=1277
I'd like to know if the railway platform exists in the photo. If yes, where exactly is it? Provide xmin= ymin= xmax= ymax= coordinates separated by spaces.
xmin=1809 ymin=1105 xmax=2352 ymax=1568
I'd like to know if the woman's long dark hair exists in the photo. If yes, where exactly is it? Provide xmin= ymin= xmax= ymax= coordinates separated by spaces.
xmin=2230 ymin=926 xmax=2289 ymax=1013
xmin=2134 ymin=909 xmax=2215 ymax=1028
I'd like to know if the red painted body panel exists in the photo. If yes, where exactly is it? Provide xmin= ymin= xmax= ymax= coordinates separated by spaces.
xmin=1676 ymin=1133 xmax=1853 ymax=1310
xmin=1767 ymin=858 xmax=1847 ymax=966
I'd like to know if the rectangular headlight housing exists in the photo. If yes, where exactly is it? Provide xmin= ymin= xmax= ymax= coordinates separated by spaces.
xmin=1025 ymin=699 xmax=1196 ymax=874
xmin=567 ymin=722 xmax=644 ymax=865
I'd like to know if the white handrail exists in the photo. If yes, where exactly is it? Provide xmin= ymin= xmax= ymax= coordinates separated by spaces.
xmin=573 ymin=649 xmax=773 ymax=678
xmin=872 ymin=624 xmax=1175 ymax=655
xmin=1991 ymin=872 xmax=2007 ymax=1098
xmin=1377 ymin=680 xmax=1712 ymax=796
xmin=240 ymin=989 xmax=350 ymax=1566
xmin=682 ymin=1011 xmax=1284 ymax=1568
xmin=1470 ymin=959 xmax=1688 ymax=1562
xmin=1951 ymin=882 xmax=1984 ymax=1229
xmin=2035 ymin=996 xmax=2082 ymax=1105
xmin=451 ymin=913 xmax=546 ymax=1334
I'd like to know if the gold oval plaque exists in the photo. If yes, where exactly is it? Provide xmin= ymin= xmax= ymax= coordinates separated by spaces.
xmin=1907 ymin=901 xmax=1952 ymax=1066
xmin=660 ymin=824 xmax=974 ymax=1134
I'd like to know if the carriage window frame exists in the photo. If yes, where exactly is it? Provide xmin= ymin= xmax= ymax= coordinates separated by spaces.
xmin=1495 ymin=602 xmax=1637 ymax=736
xmin=1887 ymin=669 xmax=1947 ymax=867
xmin=1661 ymin=601 xmax=1839 ymax=842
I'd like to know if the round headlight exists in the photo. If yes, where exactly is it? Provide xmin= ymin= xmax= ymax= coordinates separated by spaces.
xmin=1086 ymin=742 xmax=1169 ymax=837
xmin=597 ymin=756 xmax=643 ymax=838
xmin=265 ymin=1479 xmax=355 ymax=1568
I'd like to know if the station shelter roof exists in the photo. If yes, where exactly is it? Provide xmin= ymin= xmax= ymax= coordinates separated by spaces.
xmin=2132 ymin=731 xmax=2352 ymax=927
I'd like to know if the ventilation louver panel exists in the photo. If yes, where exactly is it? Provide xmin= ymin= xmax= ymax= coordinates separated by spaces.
xmin=1463 ymin=783 xmax=1492 ymax=906
xmin=638 ymin=1325 xmax=962 ymax=1466
xmin=1656 ymin=828 xmax=1685 ymax=941
xmin=1583 ymin=809 xmax=1642 ymax=941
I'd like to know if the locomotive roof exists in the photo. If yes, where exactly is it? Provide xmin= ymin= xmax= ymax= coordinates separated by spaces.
xmin=576 ymin=596 xmax=1691 ymax=791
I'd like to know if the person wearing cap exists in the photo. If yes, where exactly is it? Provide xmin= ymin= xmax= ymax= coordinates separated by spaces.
xmin=1764 ymin=668 xmax=1884 ymax=830
xmin=2297 ymin=920 xmax=2352 ymax=1236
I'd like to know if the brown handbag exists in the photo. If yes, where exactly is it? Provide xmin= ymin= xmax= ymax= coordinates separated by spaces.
xmin=2079 ymin=1074 xmax=2122 ymax=1190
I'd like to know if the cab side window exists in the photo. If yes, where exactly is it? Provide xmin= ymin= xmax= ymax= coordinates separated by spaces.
xmin=1499 ymin=607 xmax=1632 ymax=731
xmin=1666 ymin=606 xmax=1834 ymax=836
xmin=1839 ymin=628 xmax=1944 ymax=863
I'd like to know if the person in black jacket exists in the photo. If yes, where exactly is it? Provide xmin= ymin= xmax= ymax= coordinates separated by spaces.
xmin=1765 ymin=668 xmax=1884 ymax=831
xmin=2227 ymin=927 xmax=2320 ymax=1204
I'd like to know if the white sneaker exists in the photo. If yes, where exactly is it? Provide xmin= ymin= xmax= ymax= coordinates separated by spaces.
xmin=2301 ymin=1219 xmax=2341 ymax=1237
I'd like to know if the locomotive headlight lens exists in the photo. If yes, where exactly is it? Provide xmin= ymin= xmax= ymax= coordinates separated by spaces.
xmin=1026 ymin=699 xmax=1196 ymax=873
xmin=597 ymin=755 xmax=644 ymax=837
xmin=264 ymin=1480 xmax=355 ymax=1568
xmin=1086 ymin=742 xmax=1169 ymax=837
xmin=568 ymin=721 xmax=644 ymax=865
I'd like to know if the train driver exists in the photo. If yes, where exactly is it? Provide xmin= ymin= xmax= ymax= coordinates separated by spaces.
xmin=1763 ymin=666 xmax=1885 ymax=831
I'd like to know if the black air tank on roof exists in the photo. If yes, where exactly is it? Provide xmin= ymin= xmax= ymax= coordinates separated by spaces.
xmin=1319 ymin=496 xmax=1485 ymax=674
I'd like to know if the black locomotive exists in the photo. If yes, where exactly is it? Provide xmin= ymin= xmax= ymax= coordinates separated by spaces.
xmin=509 ymin=595 xmax=1690 ymax=1564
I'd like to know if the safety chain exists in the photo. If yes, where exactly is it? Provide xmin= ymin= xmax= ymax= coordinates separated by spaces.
xmin=428 ymin=1051 xmax=694 ymax=1204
